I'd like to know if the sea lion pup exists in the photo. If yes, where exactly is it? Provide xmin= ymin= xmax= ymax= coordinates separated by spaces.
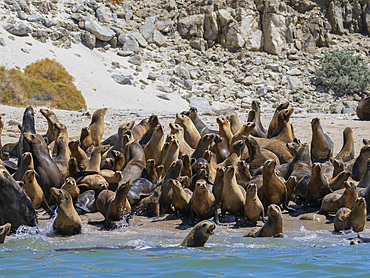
xmin=138 ymin=115 xmax=160 ymax=147
xmin=180 ymin=220 xmax=216 ymax=247
xmin=169 ymin=123 xmax=193 ymax=157
xmin=245 ymin=136 xmax=279 ymax=175
xmin=213 ymin=135 xmax=230 ymax=164
xmin=352 ymin=144 xmax=370 ymax=181
xmin=79 ymin=127 xmax=93 ymax=152
xmin=97 ymin=180 xmax=132 ymax=227
xmin=18 ymin=106 xmax=36 ymax=163
xmin=236 ymin=160 xmax=251 ymax=188
xmin=226 ymin=114 xmax=242 ymax=135
xmin=0 ymin=223 xmax=11 ymax=244
xmin=88 ymin=108 xmax=107 ymax=147
xmin=186 ymin=107 xmax=218 ymax=136
xmin=357 ymin=159 xmax=370 ymax=188
xmin=213 ymin=166 xmax=225 ymax=204
xmin=50 ymin=188 xmax=82 ymax=235
xmin=356 ymin=97 xmax=370 ymax=121
xmin=85 ymin=144 xmax=110 ymax=172
xmin=217 ymin=116 xmax=233 ymax=151
xmin=111 ymin=150 xmax=125 ymax=172
xmin=190 ymin=179 xmax=219 ymax=224
xmin=217 ymin=140 xmax=244 ymax=168
xmin=221 ymin=166 xmax=246 ymax=222
xmin=334 ymin=197 xmax=367 ymax=233
xmin=304 ymin=163 xmax=332 ymax=208
xmin=170 ymin=179 xmax=192 ymax=217
xmin=350 ymin=234 xmax=370 ymax=245
xmin=247 ymin=110 xmax=267 ymax=138
xmin=61 ymin=177 xmax=80 ymax=203
xmin=51 ymin=122 xmax=70 ymax=155
xmin=335 ymin=127 xmax=355 ymax=162
xmin=22 ymin=169 xmax=54 ymax=215
xmin=181 ymin=154 xmax=192 ymax=178
xmin=0 ymin=166 xmax=37 ymax=230
xmin=131 ymin=118 xmax=149 ymax=140
xmin=40 ymin=108 xmax=60 ymax=144
xmin=191 ymin=133 xmax=215 ymax=159
xmin=319 ymin=181 xmax=358 ymax=214
xmin=310 ymin=118 xmax=334 ymax=162
xmin=175 ymin=113 xmax=201 ymax=149
xmin=244 ymin=204 xmax=283 ymax=238
xmin=143 ymin=125 xmax=164 ymax=165
xmin=118 ymin=140 xmax=145 ymax=187
xmin=231 ymin=122 xmax=255 ymax=146
xmin=67 ymin=157 xmax=79 ymax=177
xmin=23 ymin=133 xmax=64 ymax=200
xmin=69 ymin=140 xmax=88 ymax=170
xmin=267 ymin=102 xmax=290 ymax=139
xmin=100 ymin=158 xmax=114 ymax=170
xmin=244 ymin=184 xmax=265 ymax=222
xmin=13 ymin=152 xmax=34 ymax=181
xmin=54 ymin=135 xmax=70 ymax=177
xmin=78 ymin=174 xmax=109 ymax=192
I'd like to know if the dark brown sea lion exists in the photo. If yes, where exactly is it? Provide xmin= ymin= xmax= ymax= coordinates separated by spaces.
xmin=191 ymin=134 xmax=215 ymax=159
xmin=247 ymin=110 xmax=267 ymax=138
xmin=67 ymin=157 xmax=79 ymax=177
xmin=244 ymin=204 xmax=283 ymax=237
xmin=40 ymin=108 xmax=60 ymax=144
xmin=88 ymin=108 xmax=107 ymax=147
xmin=131 ymin=119 xmax=149 ymax=140
xmin=54 ymin=135 xmax=70 ymax=177
xmin=50 ymin=188 xmax=82 ymax=235
xmin=328 ymin=170 xmax=351 ymax=191
xmin=190 ymin=179 xmax=218 ymax=224
xmin=331 ymin=157 xmax=345 ymax=179
xmin=175 ymin=113 xmax=201 ymax=149
xmin=217 ymin=140 xmax=244 ymax=168
xmin=187 ymin=107 xmax=218 ymax=136
xmin=352 ymin=144 xmax=370 ymax=181
xmin=226 ymin=114 xmax=242 ymax=135
xmin=304 ymin=163 xmax=332 ymax=208
xmin=334 ymin=197 xmax=367 ymax=233
xmin=251 ymin=100 xmax=267 ymax=136
xmin=86 ymin=145 xmax=110 ymax=172
xmin=0 ymin=223 xmax=11 ymax=243
xmin=335 ymin=127 xmax=355 ymax=162
xmin=79 ymin=127 xmax=93 ymax=152
xmin=350 ymin=234 xmax=370 ymax=245
xmin=110 ymin=150 xmax=124 ymax=172
xmin=170 ymin=179 xmax=192 ymax=217
xmin=143 ymin=125 xmax=164 ymax=165
xmin=69 ymin=140 xmax=88 ymax=170
xmin=236 ymin=160 xmax=251 ymax=188
xmin=270 ymin=108 xmax=294 ymax=143
xmin=213 ymin=166 xmax=225 ymax=204
xmin=181 ymin=154 xmax=192 ymax=178
xmin=267 ymin=102 xmax=290 ymax=138
xmin=97 ymin=180 xmax=132 ymax=227
xmin=143 ymin=159 xmax=161 ymax=184
xmin=244 ymin=183 xmax=265 ymax=222
xmin=107 ymin=121 xmax=135 ymax=158
xmin=23 ymin=133 xmax=64 ymax=200
xmin=101 ymin=158 xmax=114 ymax=170
xmin=18 ymin=106 xmax=36 ymax=163
xmin=213 ymin=135 xmax=230 ymax=164
xmin=12 ymin=152 xmax=34 ymax=181
xmin=356 ymin=97 xmax=370 ymax=121
xmin=139 ymin=115 xmax=160 ymax=147
xmin=217 ymin=116 xmax=233 ymax=151
xmin=310 ymin=118 xmax=334 ymax=162
xmin=162 ymin=139 xmax=180 ymax=173
xmin=180 ymin=220 xmax=216 ymax=247
xmin=357 ymin=159 xmax=370 ymax=188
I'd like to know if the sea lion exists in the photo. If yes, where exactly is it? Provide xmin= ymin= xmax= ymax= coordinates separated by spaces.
xmin=12 ymin=152 xmax=34 ymax=181
xmin=217 ymin=116 xmax=233 ymax=151
xmin=334 ymin=197 xmax=367 ymax=233
xmin=331 ymin=157 xmax=345 ymax=179
xmin=22 ymin=169 xmax=53 ymax=215
xmin=143 ymin=125 xmax=164 ymax=165
xmin=170 ymin=179 xmax=192 ymax=217
xmin=68 ymin=140 xmax=88 ymax=170
xmin=131 ymin=118 xmax=149 ymax=140
xmin=50 ymin=188 xmax=82 ymax=235
xmin=231 ymin=122 xmax=255 ymax=146
xmin=0 ymin=166 xmax=37 ymax=229
xmin=352 ymin=144 xmax=370 ymax=181
xmin=23 ymin=133 xmax=64 ymax=200
xmin=357 ymin=159 xmax=370 ymax=188
xmin=267 ymin=102 xmax=289 ymax=138
xmin=61 ymin=177 xmax=80 ymax=202
xmin=247 ymin=110 xmax=267 ymax=138
xmin=143 ymin=159 xmax=161 ymax=184
xmin=86 ymin=144 xmax=110 ymax=172
xmin=304 ymin=163 xmax=332 ymax=208
xmin=100 ymin=158 xmax=114 ymax=170
xmin=139 ymin=115 xmax=160 ymax=147
xmin=187 ymin=107 xmax=218 ymax=136
xmin=78 ymin=174 xmax=109 ymax=191
xmin=169 ymin=123 xmax=193 ymax=157
xmin=67 ymin=157 xmax=79 ymax=177
xmin=127 ymin=178 xmax=156 ymax=206
xmin=17 ymin=106 xmax=36 ymax=163
xmin=269 ymin=108 xmax=294 ymax=143
xmin=213 ymin=166 xmax=225 ymax=204
xmin=181 ymin=154 xmax=192 ymax=178
xmin=250 ymin=100 xmax=267 ymax=136
xmin=0 ymin=223 xmax=11 ymax=243
xmin=191 ymin=134 xmax=215 ymax=159
xmin=180 ymin=220 xmax=216 ymax=247
xmin=319 ymin=181 xmax=358 ymax=214
xmin=227 ymin=114 xmax=242 ymax=135
xmin=328 ymin=170 xmax=351 ymax=191
xmin=99 ymin=170 xmax=123 ymax=185
xmin=110 ymin=150 xmax=124 ymax=172
xmin=244 ymin=183 xmax=265 ymax=222
xmin=217 ymin=140 xmax=244 ymax=168
xmin=106 ymin=121 xmax=135 ymax=158
xmin=97 ymin=180 xmax=132 ymax=227
xmin=54 ymin=135 xmax=70 ymax=177
xmin=190 ymin=179 xmax=218 ymax=224
xmin=310 ymin=118 xmax=334 ymax=162
xmin=162 ymin=139 xmax=180 ymax=173
xmin=356 ymin=97 xmax=370 ymax=121
xmin=51 ymin=122 xmax=70 ymax=155
xmin=88 ymin=108 xmax=107 ymax=147
xmin=213 ymin=135 xmax=230 ymax=164
xmin=335 ymin=127 xmax=355 ymax=162
xmin=236 ymin=160 xmax=251 ymax=188
xmin=350 ymin=234 xmax=370 ymax=245
xmin=243 ymin=204 xmax=283 ymax=237
xmin=40 ymin=108 xmax=60 ymax=144
xmin=221 ymin=166 xmax=246 ymax=222
xmin=79 ymin=127 xmax=93 ymax=151
xmin=264 ymin=138 xmax=294 ymax=165
xmin=175 ymin=113 xmax=201 ymax=149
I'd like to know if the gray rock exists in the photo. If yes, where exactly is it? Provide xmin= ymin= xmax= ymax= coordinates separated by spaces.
xmin=174 ymin=64 xmax=190 ymax=80
xmin=112 ymin=74 xmax=132 ymax=85
xmin=342 ymin=107 xmax=355 ymax=114
xmin=148 ymin=72 xmax=157 ymax=80
xmin=189 ymin=37 xmax=207 ymax=51
xmin=178 ymin=14 xmax=204 ymax=38
xmin=44 ymin=18 xmax=56 ymax=28
xmin=184 ymin=80 xmax=193 ymax=91
xmin=118 ymin=34 xmax=139 ymax=52
xmin=82 ymin=32 xmax=96 ymax=49
xmin=17 ymin=11 xmax=27 ymax=20
xmin=128 ymin=54 xmax=142 ymax=66
xmin=256 ymin=86 xmax=266 ymax=96
xmin=287 ymin=68 xmax=302 ymax=75
xmin=156 ymin=17 xmax=172 ymax=33
xmin=4 ymin=22 xmax=31 ymax=36
xmin=188 ymin=97 xmax=213 ymax=114
xmin=117 ymin=50 xmax=132 ymax=57
xmin=0 ymin=38 xmax=6 ymax=47
xmin=333 ymin=102 xmax=345 ymax=114
xmin=288 ymin=76 xmax=301 ymax=90
xmin=266 ymin=64 xmax=280 ymax=72
xmin=96 ymin=6 xmax=110 ymax=23
xmin=125 ymin=11 xmax=133 ymax=22
xmin=217 ymin=9 xmax=233 ymax=28
xmin=8 ymin=119 xmax=21 ymax=126
xmin=27 ymin=14 xmax=43 ymax=22
xmin=152 ymin=30 xmax=166 ymax=46
xmin=131 ymin=32 xmax=147 ymax=48
xmin=140 ymin=16 xmax=156 ymax=41
xmin=31 ymin=30 xmax=48 ymax=43
xmin=242 ymin=76 xmax=255 ymax=85
xmin=84 ymin=20 xmax=115 ymax=41
xmin=204 ymin=11 xmax=218 ymax=41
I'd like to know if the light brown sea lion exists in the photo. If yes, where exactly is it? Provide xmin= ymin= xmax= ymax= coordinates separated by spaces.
xmin=187 ymin=107 xmax=218 ymax=136
xmin=100 ymin=158 xmax=114 ymax=170
xmin=22 ymin=169 xmax=53 ymax=215
xmin=181 ymin=154 xmax=192 ymax=178
xmin=264 ymin=138 xmax=294 ymax=165
xmin=51 ymin=122 xmax=70 ymax=155
xmin=169 ymin=123 xmax=193 ymax=156
xmin=180 ymin=220 xmax=216 ymax=247
xmin=330 ymin=157 xmax=345 ymax=179
xmin=40 ymin=108 xmax=60 ymax=144
xmin=119 ymin=140 xmax=145 ymax=187
xmin=190 ymin=168 xmax=208 ymax=192
xmin=227 ymin=114 xmax=242 ymax=135
xmin=319 ymin=181 xmax=358 ymax=214
xmin=213 ymin=166 xmax=225 ymax=204
xmin=310 ymin=118 xmax=334 ymax=162
xmin=217 ymin=116 xmax=233 ymax=151
xmin=139 ymin=115 xmax=160 ymax=147
xmin=213 ymin=134 xmax=230 ymax=164
xmin=356 ymin=97 xmax=370 ymax=121
xmin=328 ymin=170 xmax=351 ymax=191
xmin=244 ymin=183 xmax=265 ymax=222
xmin=190 ymin=179 xmax=218 ymax=224
xmin=267 ymin=102 xmax=290 ymax=138
xmin=111 ymin=150 xmax=125 ymax=172
xmin=144 ymin=159 xmax=161 ymax=184
xmin=270 ymin=108 xmax=294 ymax=143
xmin=191 ymin=134 xmax=215 ymax=160
xmin=61 ymin=177 xmax=80 ymax=202
xmin=334 ymin=197 xmax=367 ymax=233
xmin=80 ymin=127 xmax=93 ymax=152
xmin=203 ymin=150 xmax=216 ymax=182
xmin=162 ymin=139 xmax=180 ymax=173
xmin=13 ymin=152 xmax=34 ymax=181
xmin=99 ymin=170 xmax=123 ymax=185
xmin=0 ymin=223 xmax=11 ymax=243
xmin=221 ymin=166 xmax=246 ymax=222
xmin=247 ymin=110 xmax=267 ymax=138
xmin=305 ymin=163 xmax=332 ymax=208
xmin=68 ymin=140 xmax=88 ymax=170
xmin=50 ymin=188 xmax=82 ymax=235
xmin=143 ymin=125 xmax=164 ymax=165
xmin=243 ymin=204 xmax=283 ymax=237
xmin=231 ymin=122 xmax=255 ymax=146
xmin=78 ymin=174 xmax=109 ymax=191
xmin=131 ymin=118 xmax=149 ymax=140
xmin=217 ymin=140 xmax=244 ymax=168
xmin=170 ymin=179 xmax=192 ymax=217
xmin=335 ymin=127 xmax=355 ymax=162
xmin=352 ymin=144 xmax=370 ymax=181
xmin=96 ymin=180 xmax=132 ymax=227
xmin=86 ymin=145 xmax=110 ymax=172
xmin=88 ymin=108 xmax=107 ymax=147
xmin=54 ymin=135 xmax=70 ymax=177
xmin=175 ymin=113 xmax=201 ymax=149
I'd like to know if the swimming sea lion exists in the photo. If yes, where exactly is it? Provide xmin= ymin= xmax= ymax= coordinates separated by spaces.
xmin=50 ymin=188 xmax=82 ymax=235
xmin=244 ymin=183 xmax=265 ymax=222
xmin=175 ymin=113 xmax=201 ymax=149
xmin=88 ymin=108 xmax=107 ymax=146
xmin=350 ymin=234 xmax=370 ymax=245
xmin=180 ymin=220 xmax=216 ymax=247
xmin=335 ymin=127 xmax=355 ymax=162
xmin=334 ymin=197 xmax=367 ymax=233
xmin=170 ymin=179 xmax=192 ymax=217
xmin=190 ymin=179 xmax=218 ymax=224
xmin=356 ymin=97 xmax=370 ymax=121
xmin=310 ymin=118 xmax=334 ymax=162
xmin=0 ymin=223 xmax=11 ymax=243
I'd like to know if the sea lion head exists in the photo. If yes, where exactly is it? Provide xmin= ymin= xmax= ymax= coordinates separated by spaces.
xmin=247 ymin=183 xmax=257 ymax=195
xmin=354 ymin=197 xmax=366 ymax=210
xmin=251 ymin=100 xmax=260 ymax=111
xmin=311 ymin=118 xmax=320 ymax=128
xmin=267 ymin=204 xmax=281 ymax=218
xmin=262 ymin=159 xmax=276 ymax=175
xmin=344 ymin=181 xmax=356 ymax=194
xmin=81 ymin=127 xmax=91 ymax=137
xmin=312 ymin=162 xmax=322 ymax=174
xmin=242 ymin=122 xmax=255 ymax=134
xmin=231 ymin=140 xmax=244 ymax=154
xmin=148 ymin=115 xmax=159 ymax=127
xmin=180 ymin=220 xmax=216 ymax=247
xmin=194 ymin=220 xmax=216 ymax=239
xmin=116 ymin=180 xmax=132 ymax=198
xmin=169 ymin=179 xmax=182 ymax=193
xmin=22 ymin=152 xmax=33 ymax=164
xmin=216 ymin=116 xmax=228 ymax=126
xmin=23 ymin=169 xmax=35 ymax=183
xmin=169 ymin=123 xmax=183 ymax=135
xmin=50 ymin=188 xmax=72 ymax=205
xmin=194 ymin=179 xmax=208 ymax=193
xmin=62 ymin=177 xmax=80 ymax=197
xmin=178 ymin=176 xmax=190 ymax=188
xmin=282 ymin=108 xmax=294 ymax=121
xmin=224 ymin=165 xmax=236 ymax=179
xmin=146 ymin=159 xmax=155 ymax=169
xmin=360 ymin=145 xmax=370 ymax=155
xmin=118 ymin=121 xmax=135 ymax=135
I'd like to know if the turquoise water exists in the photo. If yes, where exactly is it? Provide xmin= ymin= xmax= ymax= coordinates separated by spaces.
xmin=0 ymin=217 xmax=369 ymax=277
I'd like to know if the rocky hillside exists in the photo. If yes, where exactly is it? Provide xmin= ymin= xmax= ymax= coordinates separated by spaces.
xmin=1 ymin=0 xmax=370 ymax=113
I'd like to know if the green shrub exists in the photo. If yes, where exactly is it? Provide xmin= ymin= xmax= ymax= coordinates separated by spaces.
xmin=315 ymin=49 xmax=370 ymax=97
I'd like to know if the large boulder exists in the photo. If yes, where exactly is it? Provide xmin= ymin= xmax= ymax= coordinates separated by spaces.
xmin=4 ymin=22 xmax=31 ymax=36
xmin=178 ymin=14 xmax=204 ymax=38
xmin=118 ymin=33 xmax=139 ymax=52
xmin=84 ymin=20 xmax=115 ymax=41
